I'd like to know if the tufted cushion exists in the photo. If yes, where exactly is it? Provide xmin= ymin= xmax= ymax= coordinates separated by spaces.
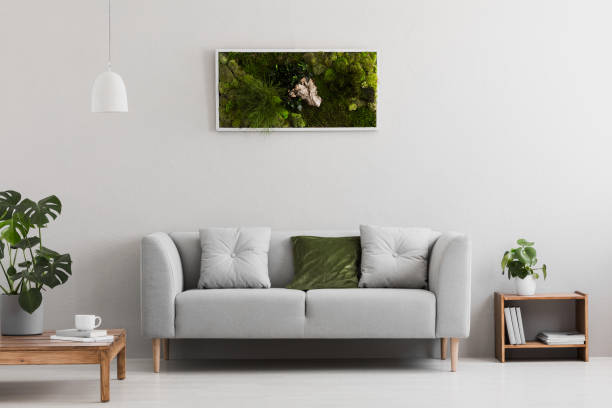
xmin=358 ymin=225 xmax=430 ymax=288
xmin=286 ymin=236 xmax=361 ymax=290
xmin=198 ymin=227 xmax=271 ymax=289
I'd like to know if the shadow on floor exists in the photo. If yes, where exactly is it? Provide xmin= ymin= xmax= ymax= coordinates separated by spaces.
xmin=155 ymin=357 xmax=452 ymax=373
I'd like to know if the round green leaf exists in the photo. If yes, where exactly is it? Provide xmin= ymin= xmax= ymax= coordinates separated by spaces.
xmin=517 ymin=248 xmax=531 ymax=265
xmin=524 ymin=246 xmax=537 ymax=264
xmin=516 ymin=239 xmax=535 ymax=246
xmin=501 ymin=251 xmax=510 ymax=270
xmin=508 ymin=260 xmax=526 ymax=278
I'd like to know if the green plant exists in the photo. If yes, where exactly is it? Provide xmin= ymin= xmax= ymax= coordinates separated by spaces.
xmin=501 ymin=239 xmax=547 ymax=280
xmin=0 ymin=190 xmax=72 ymax=313
xmin=232 ymin=75 xmax=286 ymax=129
xmin=218 ymin=51 xmax=377 ymax=128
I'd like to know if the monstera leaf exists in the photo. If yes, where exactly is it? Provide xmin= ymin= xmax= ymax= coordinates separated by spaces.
xmin=11 ymin=236 xmax=40 ymax=250
xmin=34 ymin=247 xmax=72 ymax=288
xmin=18 ymin=287 xmax=42 ymax=314
xmin=0 ymin=213 xmax=30 ymax=245
xmin=0 ymin=191 xmax=72 ymax=312
xmin=17 ymin=196 xmax=62 ymax=227
xmin=0 ymin=190 xmax=21 ymax=220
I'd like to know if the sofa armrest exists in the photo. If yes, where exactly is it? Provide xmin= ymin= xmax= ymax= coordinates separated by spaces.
xmin=428 ymin=232 xmax=471 ymax=338
xmin=141 ymin=232 xmax=184 ymax=338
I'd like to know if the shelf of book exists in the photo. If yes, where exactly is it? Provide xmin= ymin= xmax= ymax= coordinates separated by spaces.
xmin=504 ymin=341 xmax=586 ymax=349
xmin=502 ymin=293 xmax=586 ymax=301
xmin=494 ymin=291 xmax=588 ymax=362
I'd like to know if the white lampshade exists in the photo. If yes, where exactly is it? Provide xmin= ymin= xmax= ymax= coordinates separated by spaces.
xmin=91 ymin=69 xmax=128 ymax=113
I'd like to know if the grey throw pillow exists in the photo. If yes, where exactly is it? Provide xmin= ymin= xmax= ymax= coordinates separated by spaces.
xmin=359 ymin=225 xmax=430 ymax=288
xmin=198 ymin=227 xmax=271 ymax=289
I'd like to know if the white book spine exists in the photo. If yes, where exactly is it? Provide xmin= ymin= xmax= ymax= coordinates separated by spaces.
xmin=516 ymin=307 xmax=526 ymax=344
xmin=504 ymin=307 xmax=517 ymax=345
xmin=510 ymin=307 xmax=521 ymax=345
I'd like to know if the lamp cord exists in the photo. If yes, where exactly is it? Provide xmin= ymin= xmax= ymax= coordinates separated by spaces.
xmin=107 ymin=0 xmax=112 ymax=69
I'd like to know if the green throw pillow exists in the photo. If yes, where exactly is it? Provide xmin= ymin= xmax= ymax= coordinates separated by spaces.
xmin=286 ymin=236 xmax=361 ymax=290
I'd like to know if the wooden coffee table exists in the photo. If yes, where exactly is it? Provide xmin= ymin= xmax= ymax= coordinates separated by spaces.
xmin=0 ymin=328 xmax=126 ymax=402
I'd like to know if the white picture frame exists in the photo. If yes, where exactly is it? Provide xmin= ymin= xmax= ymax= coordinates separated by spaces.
xmin=215 ymin=49 xmax=378 ymax=132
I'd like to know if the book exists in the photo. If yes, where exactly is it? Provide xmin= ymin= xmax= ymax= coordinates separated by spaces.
xmin=537 ymin=336 xmax=585 ymax=345
xmin=50 ymin=335 xmax=114 ymax=343
xmin=55 ymin=329 xmax=108 ymax=338
xmin=515 ymin=307 xmax=526 ymax=344
xmin=538 ymin=330 xmax=585 ymax=339
xmin=504 ymin=307 xmax=517 ymax=345
xmin=510 ymin=307 xmax=523 ymax=345
xmin=538 ymin=340 xmax=585 ymax=345
xmin=537 ymin=331 xmax=585 ymax=345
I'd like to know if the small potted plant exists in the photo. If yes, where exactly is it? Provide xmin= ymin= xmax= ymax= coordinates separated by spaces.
xmin=0 ymin=190 xmax=72 ymax=335
xmin=501 ymin=239 xmax=547 ymax=295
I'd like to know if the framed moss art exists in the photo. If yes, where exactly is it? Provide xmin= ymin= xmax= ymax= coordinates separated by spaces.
xmin=216 ymin=49 xmax=377 ymax=131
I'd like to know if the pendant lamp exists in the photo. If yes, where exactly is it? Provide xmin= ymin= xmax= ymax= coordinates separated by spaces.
xmin=91 ymin=0 xmax=128 ymax=113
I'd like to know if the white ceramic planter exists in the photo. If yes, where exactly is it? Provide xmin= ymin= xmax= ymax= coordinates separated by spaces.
xmin=0 ymin=294 xmax=44 ymax=335
xmin=515 ymin=275 xmax=536 ymax=296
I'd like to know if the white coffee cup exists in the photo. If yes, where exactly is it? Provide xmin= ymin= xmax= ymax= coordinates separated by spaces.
xmin=75 ymin=315 xmax=102 ymax=331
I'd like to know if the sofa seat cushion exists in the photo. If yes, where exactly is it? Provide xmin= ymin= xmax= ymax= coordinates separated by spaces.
xmin=304 ymin=289 xmax=436 ymax=338
xmin=175 ymin=289 xmax=305 ymax=338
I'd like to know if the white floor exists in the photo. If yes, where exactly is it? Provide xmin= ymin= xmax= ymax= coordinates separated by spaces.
xmin=0 ymin=357 xmax=609 ymax=407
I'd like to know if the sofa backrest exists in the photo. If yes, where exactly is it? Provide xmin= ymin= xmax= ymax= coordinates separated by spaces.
xmin=169 ymin=230 xmax=441 ymax=289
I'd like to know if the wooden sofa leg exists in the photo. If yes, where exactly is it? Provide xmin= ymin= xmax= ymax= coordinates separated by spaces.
xmin=163 ymin=338 xmax=170 ymax=360
xmin=153 ymin=338 xmax=161 ymax=373
xmin=450 ymin=338 xmax=459 ymax=372
xmin=440 ymin=338 xmax=448 ymax=360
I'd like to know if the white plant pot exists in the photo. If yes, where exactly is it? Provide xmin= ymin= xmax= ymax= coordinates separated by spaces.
xmin=515 ymin=275 xmax=536 ymax=296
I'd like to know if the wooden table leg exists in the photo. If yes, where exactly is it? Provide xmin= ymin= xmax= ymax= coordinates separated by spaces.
xmin=100 ymin=351 xmax=110 ymax=402
xmin=117 ymin=344 xmax=126 ymax=380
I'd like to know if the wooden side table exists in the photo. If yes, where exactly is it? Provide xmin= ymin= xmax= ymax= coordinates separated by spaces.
xmin=0 ymin=328 xmax=126 ymax=402
xmin=494 ymin=292 xmax=588 ymax=362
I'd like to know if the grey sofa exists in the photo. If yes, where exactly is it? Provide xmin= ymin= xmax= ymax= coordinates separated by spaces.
xmin=141 ymin=230 xmax=471 ymax=372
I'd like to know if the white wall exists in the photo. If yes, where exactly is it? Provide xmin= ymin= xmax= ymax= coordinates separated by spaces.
xmin=1 ymin=0 xmax=611 ymax=358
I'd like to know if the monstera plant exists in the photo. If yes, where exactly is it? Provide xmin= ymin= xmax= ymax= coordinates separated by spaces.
xmin=0 ymin=190 xmax=72 ymax=313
